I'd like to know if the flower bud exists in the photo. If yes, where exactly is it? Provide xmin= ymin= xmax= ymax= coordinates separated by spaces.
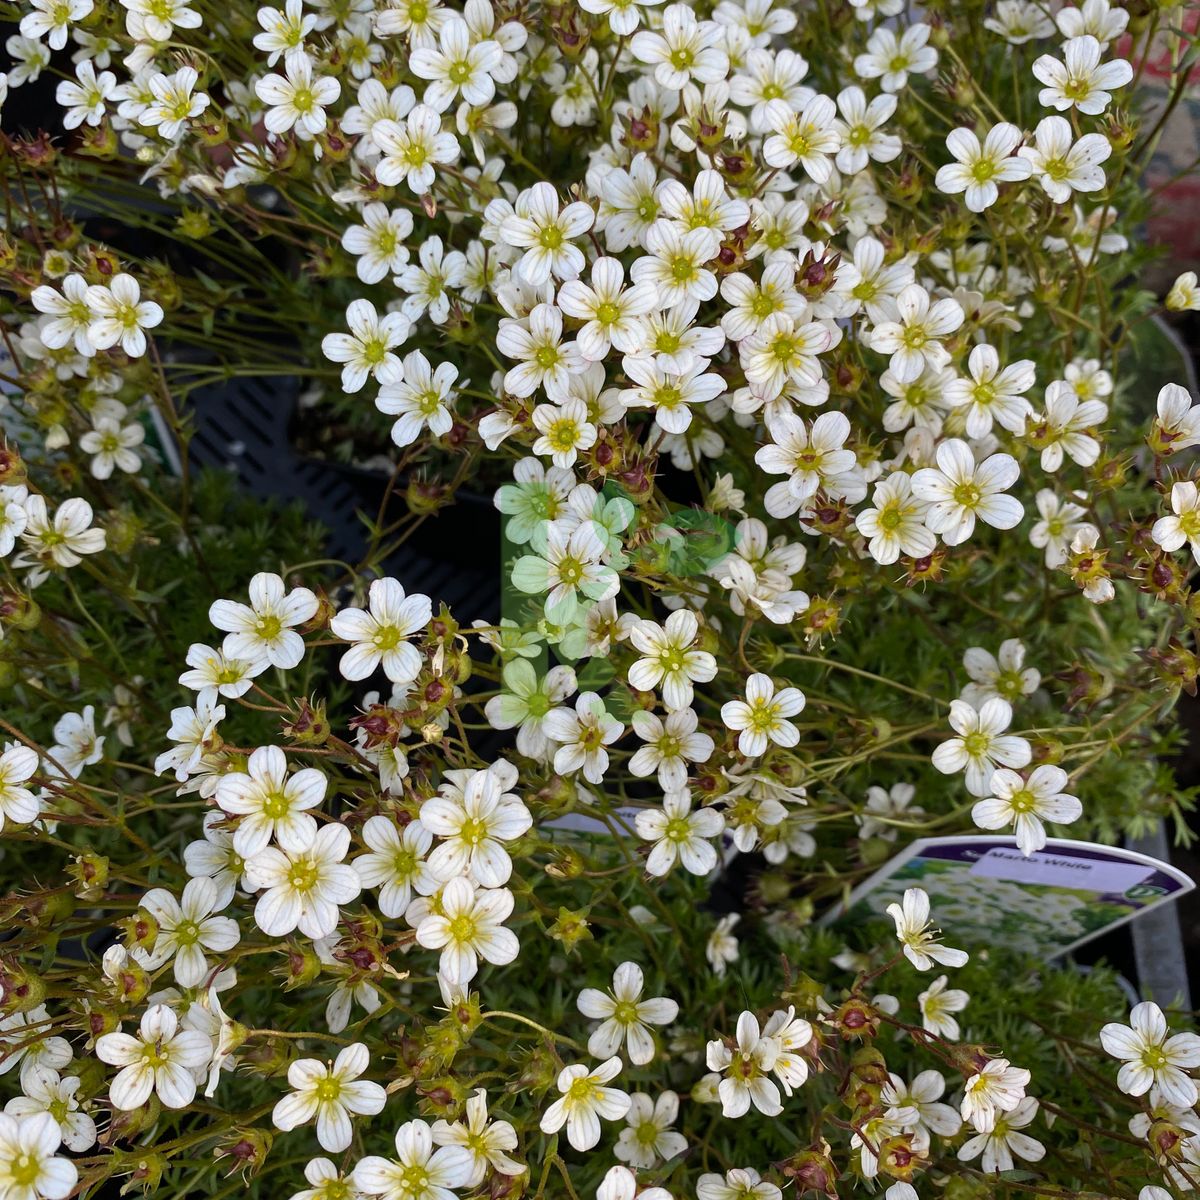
xmin=283 ymin=696 xmax=330 ymax=745
xmin=214 ymin=1128 xmax=272 ymax=1179
xmin=68 ymin=851 xmax=110 ymax=900
xmin=777 ymin=1144 xmax=838 ymax=1196
xmin=118 ymin=909 xmax=158 ymax=953
xmin=0 ymin=962 xmax=46 ymax=1013
xmin=832 ymin=997 xmax=882 ymax=1040
xmin=547 ymin=906 xmax=592 ymax=951
xmin=278 ymin=943 xmax=323 ymax=991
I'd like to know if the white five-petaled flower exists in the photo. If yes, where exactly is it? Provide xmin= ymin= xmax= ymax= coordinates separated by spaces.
xmin=557 ymin=257 xmax=658 ymax=361
xmin=578 ymin=962 xmax=679 ymax=1066
xmin=0 ymin=1114 xmax=77 ymax=1200
xmin=139 ymin=876 xmax=241 ymax=986
xmin=614 ymin=1092 xmax=687 ymax=1171
xmin=209 ymin=571 xmax=318 ymax=672
xmin=868 ymin=285 xmax=964 ymax=384
xmin=1033 ymin=35 xmax=1133 ymax=115
xmin=627 ymin=609 xmax=716 ymax=711
xmin=352 ymin=815 xmax=439 ymax=918
xmin=95 ymin=1003 xmax=212 ymax=1111
xmin=431 ymin=1089 xmax=523 ymax=1185
xmin=255 ymin=53 xmax=341 ymax=139
xmin=932 ymin=697 xmax=1032 ymax=796
xmin=972 ymin=764 xmax=1082 ymax=854
xmin=1019 ymin=115 xmax=1111 ymax=203
xmin=330 ymin=578 xmax=431 ymax=685
xmin=373 ymin=104 xmax=460 ymax=193
xmin=762 ymin=94 xmax=841 ymax=184
xmin=855 ymin=471 xmax=935 ymax=565
xmin=17 ymin=496 xmax=105 ymax=586
xmin=215 ymin=744 xmax=327 ymax=857
xmin=911 ymin=439 xmax=1024 ymax=546
xmin=636 ymin=790 xmax=725 ymax=877
xmin=1152 ymin=481 xmax=1200 ymax=565
xmin=706 ymin=1012 xmax=782 ymax=1118
xmin=629 ymin=708 xmax=715 ymax=792
xmin=272 ymin=1043 xmax=387 ymax=1153
xmin=86 ymin=273 xmax=163 ymax=357
xmin=958 ymin=1095 xmax=1045 ymax=1173
xmin=321 ymin=299 xmax=410 ymax=393
xmin=245 ymin=822 xmax=361 ymax=939
xmin=630 ymin=4 xmax=729 ymax=90
xmin=420 ymin=764 xmax=532 ymax=887
xmin=409 ymin=16 xmax=502 ymax=112
xmin=944 ymin=344 xmax=1035 ymax=438
xmin=501 ymin=181 xmax=594 ymax=286
xmin=1100 ymin=1001 xmax=1200 ymax=1108
xmin=415 ymin=875 xmax=519 ymax=983
xmin=919 ymin=975 xmax=970 ymax=1040
xmin=721 ymin=673 xmax=806 ymax=758
xmin=540 ymin=1057 xmax=631 ymax=1151
xmin=935 ymin=124 xmax=1032 ymax=212
xmin=354 ymin=1119 xmax=475 ymax=1200
xmin=544 ymin=690 xmax=625 ymax=784
xmin=887 ymin=887 xmax=969 ymax=971
xmin=376 ymin=350 xmax=459 ymax=448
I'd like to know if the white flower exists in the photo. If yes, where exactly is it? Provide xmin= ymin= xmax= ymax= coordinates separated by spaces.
xmin=17 ymin=496 xmax=105 ymax=586
xmin=273 ymin=1043 xmax=387 ymax=1153
xmin=629 ymin=708 xmax=715 ymax=792
xmin=740 ymin=313 xmax=836 ymax=400
xmin=532 ymin=398 xmax=597 ymax=469
xmin=321 ymin=299 xmax=410 ymax=393
xmin=886 ymin=887 xmax=969 ymax=971
xmin=858 ymin=781 xmax=922 ymax=841
xmin=47 ymin=705 xmax=104 ymax=778
xmin=215 ymin=744 xmax=326 ymax=857
xmin=578 ymin=962 xmax=679 ymax=1066
xmin=253 ymin=0 xmax=317 ymax=63
xmin=501 ymin=182 xmax=594 ymax=286
xmin=706 ymin=1012 xmax=782 ymax=1118
xmin=935 ymin=124 xmax=1032 ymax=212
xmin=910 ymin=439 xmax=1023 ymax=546
xmin=544 ymin=691 xmax=624 ymax=784
xmin=540 ymin=1058 xmax=631 ymax=1151
xmin=431 ymin=1089 xmax=522 ymax=1185
xmin=374 ymin=104 xmax=460 ymax=193
xmin=918 ymin=975 xmax=969 ymax=1039
xmin=330 ymin=578 xmax=431 ymax=684
xmin=614 ymin=1091 xmax=687 ymax=1169
xmin=85 ymin=273 xmax=162 ymax=357
xmin=0 ymin=1114 xmax=77 ymax=1200
xmin=630 ymin=224 xmax=722 ymax=308
xmin=343 ymin=203 xmax=413 ymax=285
xmin=754 ymin=410 xmax=856 ymax=509
xmin=409 ymin=17 xmax=502 ymax=112
xmin=420 ymin=764 xmax=532 ymax=887
xmin=255 ymin=53 xmax=340 ymax=139
xmin=945 ymin=344 xmax=1035 ymax=437
xmin=377 ymin=350 xmax=458 ymax=448
xmin=833 ymin=86 xmax=901 ymax=174
xmin=1019 ymin=115 xmax=1111 ymax=203
xmin=78 ymin=417 xmax=145 ymax=479
xmin=619 ymin=356 xmax=725 ymax=435
xmin=1036 ymin=380 xmax=1106 ymax=471
xmin=415 ymin=875 xmax=518 ymax=983
xmin=630 ymin=4 xmax=729 ymax=90
xmin=932 ymin=697 xmax=1031 ymax=796
xmin=352 ymin=815 xmax=439 ymax=918
xmin=1153 ymin=382 xmax=1200 ymax=454
xmin=960 ymin=1058 xmax=1032 ymax=1133
xmin=1153 ymin=481 xmax=1200 ymax=565
xmin=1167 ymin=271 xmax=1200 ymax=313
xmin=958 ymin=1096 xmax=1045 ymax=1172
xmin=140 ymin=65 xmax=209 ymax=139
xmin=762 ymin=1007 xmax=814 ymax=1095
xmin=354 ymin=1119 xmax=475 ymax=1200
xmin=1030 ymin=489 xmax=1095 ymax=567
xmin=1032 ymin=35 xmax=1133 ymax=114
xmin=961 ymin=639 xmax=1040 ymax=707
xmin=557 ymin=257 xmax=657 ymax=360
xmin=30 ymin=274 xmax=95 ymax=356
xmin=854 ymin=24 xmax=938 ymax=92
xmin=484 ymin=659 xmax=577 ymax=757
xmin=762 ymin=94 xmax=841 ymax=184
xmin=0 ymin=743 xmax=39 ymax=831
xmin=868 ymin=284 xmax=964 ymax=384
xmin=140 ymin=877 xmax=240 ymax=986
xmin=883 ymin=1069 xmax=961 ymax=1139
xmin=1057 ymin=0 xmax=1128 ymax=43
xmin=706 ymin=913 xmax=740 ymax=976
xmin=598 ymin=1165 xmax=672 ymax=1200
xmin=984 ymin=0 xmax=1054 ymax=42
xmin=855 ymin=472 xmax=935 ymax=565
xmin=696 ymin=1168 xmax=779 ymax=1200
xmin=721 ymin=673 xmax=805 ymax=757
xmin=626 ymin=610 xmax=715 ymax=711
xmin=636 ymin=790 xmax=725 ymax=877
xmin=20 ymin=0 xmax=92 ymax=50
xmin=1100 ymin=1002 xmax=1200 ymax=1107
xmin=0 ymin=1009 xmax=71 ymax=1087
xmin=95 ymin=1004 xmax=212 ymax=1110
xmin=209 ymin=571 xmax=317 ymax=672
xmin=179 ymin=642 xmax=257 ymax=703
xmin=972 ymin=764 xmax=1082 ymax=854
xmin=496 ymin=303 xmax=585 ymax=401
xmin=245 ymin=823 xmax=361 ymax=939
xmin=55 ymin=60 xmax=115 ymax=128
xmin=4 ymin=1071 xmax=95 ymax=1153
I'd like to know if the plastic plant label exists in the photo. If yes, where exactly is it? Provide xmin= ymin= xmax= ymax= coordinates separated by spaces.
xmin=821 ymin=835 xmax=1195 ymax=959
